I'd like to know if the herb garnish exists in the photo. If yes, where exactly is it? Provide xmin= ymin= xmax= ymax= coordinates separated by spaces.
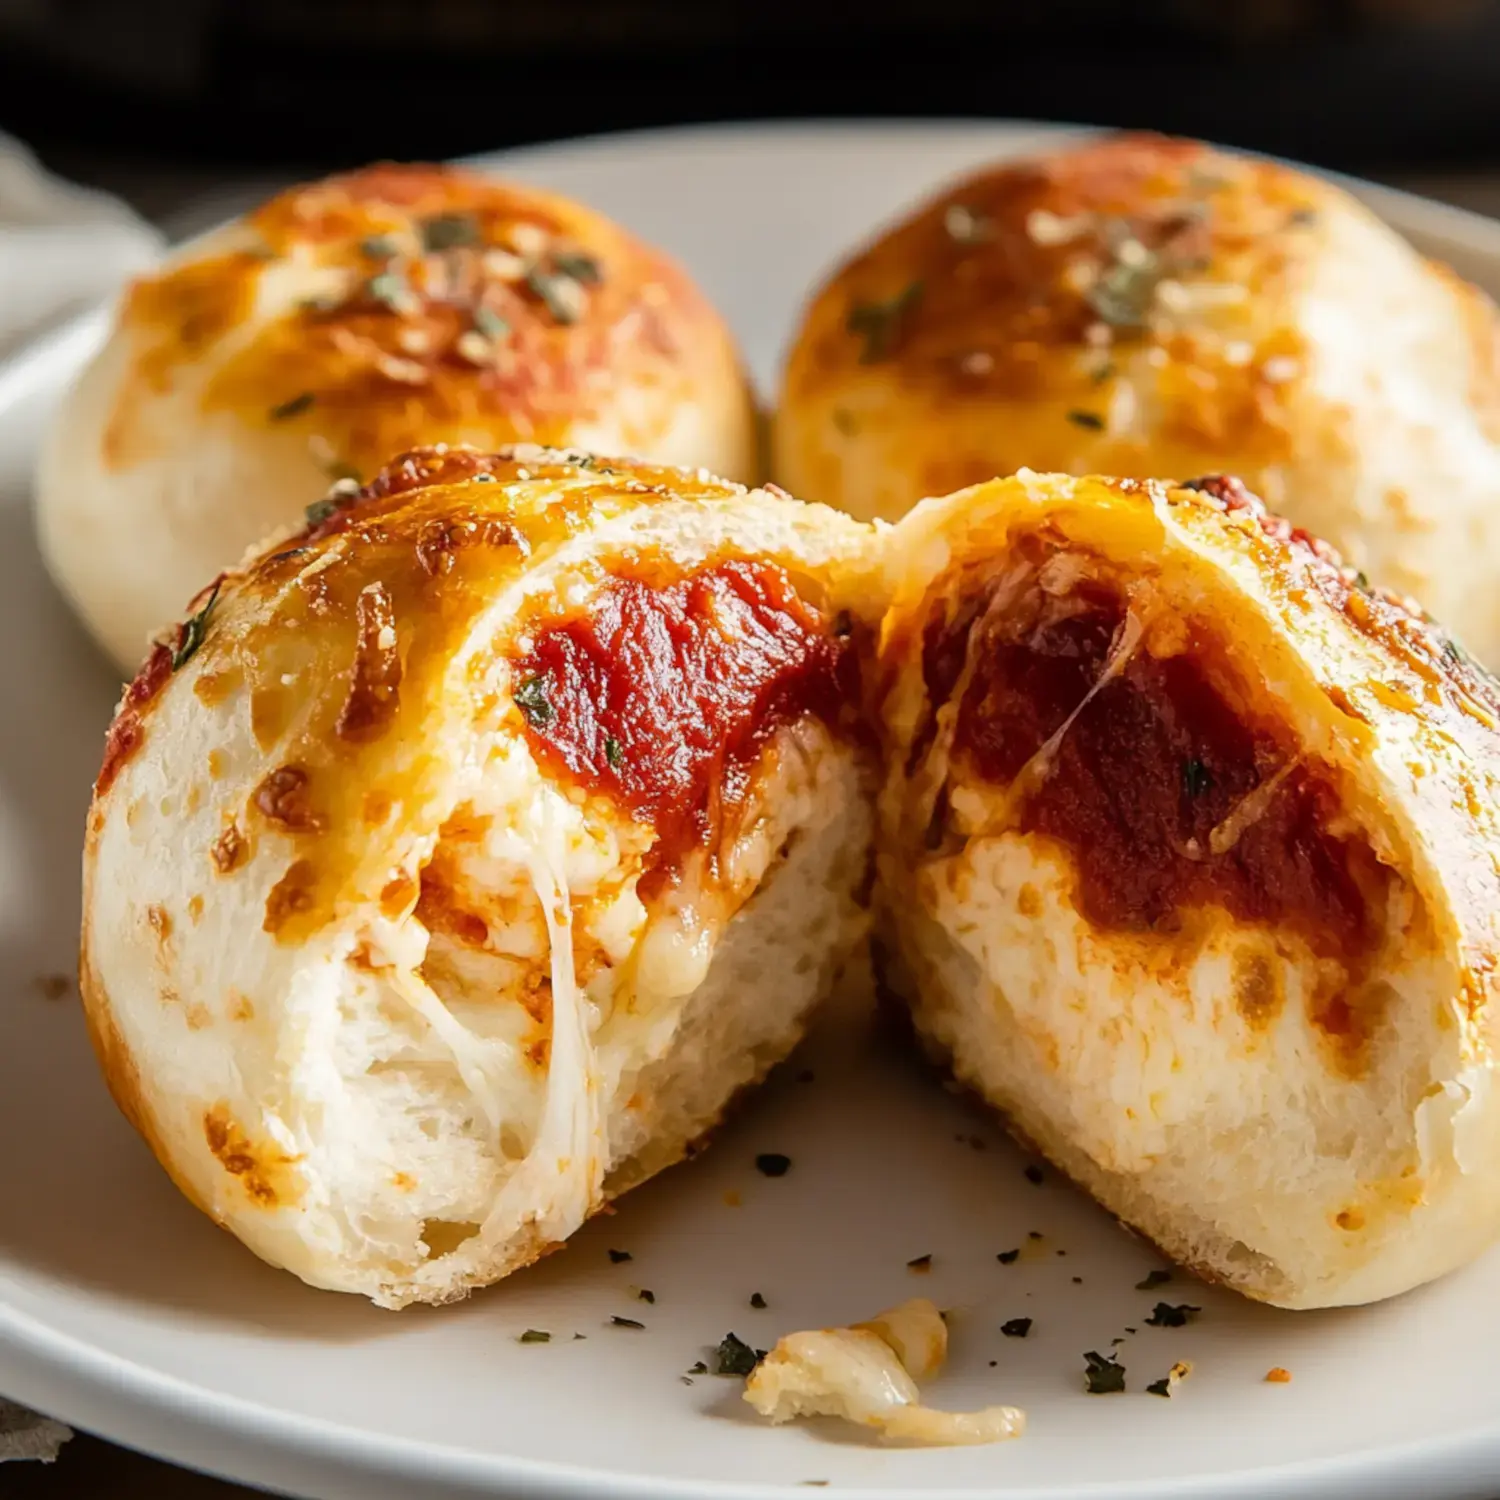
xmin=1023 ymin=1164 xmax=1045 ymax=1185
xmin=269 ymin=392 xmax=315 ymax=421
xmin=755 ymin=1152 xmax=791 ymax=1178
xmin=608 ymin=1248 xmax=632 ymax=1263
xmin=688 ymin=1361 xmax=708 ymax=1374
xmin=366 ymin=270 xmax=412 ymax=311
xmin=360 ymin=234 xmax=399 ymax=260
xmin=750 ymin=1292 xmax=767 ymax=1309
xmin=637 ymin=1289 xmax=656 ymax=1304
xmin=525 ymin=266 xmax=584 ymax=325
xmin=713 ymin=1333 xmax=764 ymax=1376
xmin=305 ymin=496 xmax=341 ymax=527
xmin=1066 ymin=409 xmax=1105 ymax=430
xmin=1181 ymin=759 xmax=1212 ymax=798
xmin=1083 ymin=1350 xmax=1127 ymax=1394
xmin=172 ymin=581 xmax=221 ymax=671
xmin=513 ymin=672 xmax=555 ymax=727
xmin=1145 ymin=1302 xmax=1201 ymax=1328
xmin=518 ymin=1329 xmax=551 ymax=1343
xmin=1001 ymin=1317 xmax=1032 ymax=1338
xmin=1288 ymin=207 xmax=1320 ymax=227
xmin=847 ymin=281 xmax=923 ymax=363
xmin=420 ymin=213 xmax=479 ymax=252
xmin=473 ymin=305 xmax=511 ymax=342
xmin=1353 ymin=570 xmax=1370 ymax=592
xmin=553 ymin=249 xmax=602 ymax=284
xmin=1136 ymin=1269 xmax=1172 ymax=1290
xmin=1086 ymin=250 xmax=1162 ymax=329
xmin=610 ymin=1316 xmax=645 ymax=1330
xmin=906 ymin=1254 xmax=933 ymax=1272
xmin=604 ymin=736 xmax=624 ymax=769
xmin=997 ymin=1248 xmax=1020 ymax=1264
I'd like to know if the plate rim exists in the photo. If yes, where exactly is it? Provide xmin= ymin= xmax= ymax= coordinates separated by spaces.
xmin=5 ymin=116 xmax=1500 ymax=1500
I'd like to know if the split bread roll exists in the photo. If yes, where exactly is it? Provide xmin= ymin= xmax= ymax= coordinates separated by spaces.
xmin=873 ymin=469 xmax=1500 ymax=1310
xmin=777 ymin=132 xmax=1500 ymax=664
xmin=39 ymin=163 xmax=756 ymax=672
xmin=80 ymin=446 xmax=878 ymax=1307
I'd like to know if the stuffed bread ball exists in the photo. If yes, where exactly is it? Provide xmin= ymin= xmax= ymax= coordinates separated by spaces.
xmin=777 ymin=132 xmax=1500 ymax=664
xmin=39 ymin=163 xmax=756 ymax=672
xmin=80 ymin=446 xmax=876 ymax=1307
xmin=874 ymin=469 xmax=1500 ymax=1310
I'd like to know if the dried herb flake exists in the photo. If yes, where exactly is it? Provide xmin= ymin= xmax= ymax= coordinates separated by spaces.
xmin=420 ymin=213 xmax=479 ymax=252
xmin=610 ymin=1316 xmax=645 ymax=1330
xmin=1066 ymin=409 xmax=1105 ymax=430
xmin=269 ymin=392 xmax=315 ymax=422
xmin=906 ymin=1254 xmax=933 ymax=1272
xmin=604 ymin=736 xmax=624 ymax=769
xmin=755 ymin=1152 xmax=791 ymax=1178
xmin=608 ymin=1248 xmax=632 ymax=1264
xmin=1136 ymin=1269 xmax=1173 ymax=1290
xmin=518 ymin=1329 xmax=551 ymax=1343
xmin=1001 ymin=1317 xmax=1032 ymax=1338
xmin=1083 ymin=1350 xmax=1126 ymax=1394
xmin=996 ymin=1248 xmax=1020 ymax=1264
xmin=713 ymin=1332 xmax=762 ymax=1377
xmin=1145 ymin=1302 xmax=1201 ymax=1328
xmin=847 ymin=280 xmax=923 ymax=364
xmin=514 ymin=673 xmax=555 ymax=727
xmin=750 ymin=1292 xmax=767 ymax=1310
xmin=172 ymin=581 xmax=221 ymax=671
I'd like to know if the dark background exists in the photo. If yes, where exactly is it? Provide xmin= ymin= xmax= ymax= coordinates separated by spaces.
xmin=3 ymin=0 xmax=1500 ymax=218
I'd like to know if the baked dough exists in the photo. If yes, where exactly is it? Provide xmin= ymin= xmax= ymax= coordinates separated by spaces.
xmin=777 ymin=132 xmax=1500 ymax=664
xmin=39 ymin=164 xmax=757 ymax=671
xmin=873 ymin=469 xmax=1500 ymax=1309
xmin=80 ymin=446 xmax=877 ymax=1306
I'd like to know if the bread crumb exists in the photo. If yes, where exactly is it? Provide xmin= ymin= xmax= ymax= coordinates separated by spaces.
xmin=1265 ymin=1367 xmax=1292 ymax=1383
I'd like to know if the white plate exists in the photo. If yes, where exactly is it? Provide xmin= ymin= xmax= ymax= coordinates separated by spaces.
xmin=5 ymin=120 xmax=1500 ymax=1500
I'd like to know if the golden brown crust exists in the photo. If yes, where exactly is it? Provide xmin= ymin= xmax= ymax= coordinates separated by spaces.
xmin=1168 ymin=475 xmax=1500 ymax=722
xmin=107 ymin=163 xmax=742 ymax=480
xmin=784 ymin=133 xmax=1317 ymax=465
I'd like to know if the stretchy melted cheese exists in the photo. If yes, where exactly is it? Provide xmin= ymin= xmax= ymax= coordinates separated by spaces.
xmin=875 ymin=470 xmax=1500 ymax=1309
xmin=80 ymin=446 xmax=878 ymax=1306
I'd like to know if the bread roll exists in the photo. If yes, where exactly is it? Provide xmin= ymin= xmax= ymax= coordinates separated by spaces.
xmin=39 ymin=164 xmax=756 ymax=672
xmin=777 ymin=132 xmax=1500 ymax=663
xmin=873 ymin=469 xmax=1500 ymax=1309
xmin=80 ymin=446 xmax=876 ymax=1307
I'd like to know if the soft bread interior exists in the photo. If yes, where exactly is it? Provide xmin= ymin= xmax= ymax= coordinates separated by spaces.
xmin=880 ymin=527 xmax=1487 ymax=1309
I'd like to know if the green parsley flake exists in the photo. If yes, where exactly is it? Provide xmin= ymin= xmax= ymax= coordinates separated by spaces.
xmin=608 ymin=1248 xmax=632 ymax=1264
xmin=1001 ymin=1317 xmax=1032 ymax=1338
xmin=554 ymin=249 xmax=602 ymax=284
xmin=750 ymin=1292 xmax=767 ymax=1309
xmin=1136 ymin=1268 xmax=1172 ymax=1290
xmin=172 ymin=581 xmax=221 ymax=671
xmin=474 ymin=305 xmax=511 ymax=341
xmin=713 ymin=1333 xmax=763 ymax=1376
xmin=1066 ymin=409 xmax=1105 ymax=430
xmin=1181 ymin=759 xmax=1212 ymax=798
xmin=513 ymin=673 xmax=555 ymax=727
xmin=360 ymin=234 xmax=400 ymax=260
xmin=609 ymin=1316 xmax=645 ymax=1330
xmin=1145 ymin=1302 xmax=1201 ymax=1328
xmin=268 ymin=391 xmax=315 ymax=422
xmin=996 ymin=1248 xmax=1020 ymax=1264
xmin=420 ymin=213 xmax=479 ymax=252
xmin=1083 ymin=1349 xmax=1126 ymax=1394
xmin=518 ymin=1329 xmax=551 ymax=1343
xmin=755 ymin=1152 xmax=791 ymax=1178
xmin=847 ymin=281 xmax=923 ymax=363
xmin=604 ymin=736 xmax=624 ymax=769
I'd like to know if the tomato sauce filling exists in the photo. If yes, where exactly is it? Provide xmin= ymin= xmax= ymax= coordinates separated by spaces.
xmin=925 ymin=574 xmax=1389 ymax=967
xmin=512 ymin=559 xmax=854 ymax=886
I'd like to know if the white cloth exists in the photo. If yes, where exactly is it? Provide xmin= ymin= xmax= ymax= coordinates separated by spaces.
xmin=0 ymin=136 xmax=157 ymax=1458
xmin=0 ymin=131 xmax=162 ymax=359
